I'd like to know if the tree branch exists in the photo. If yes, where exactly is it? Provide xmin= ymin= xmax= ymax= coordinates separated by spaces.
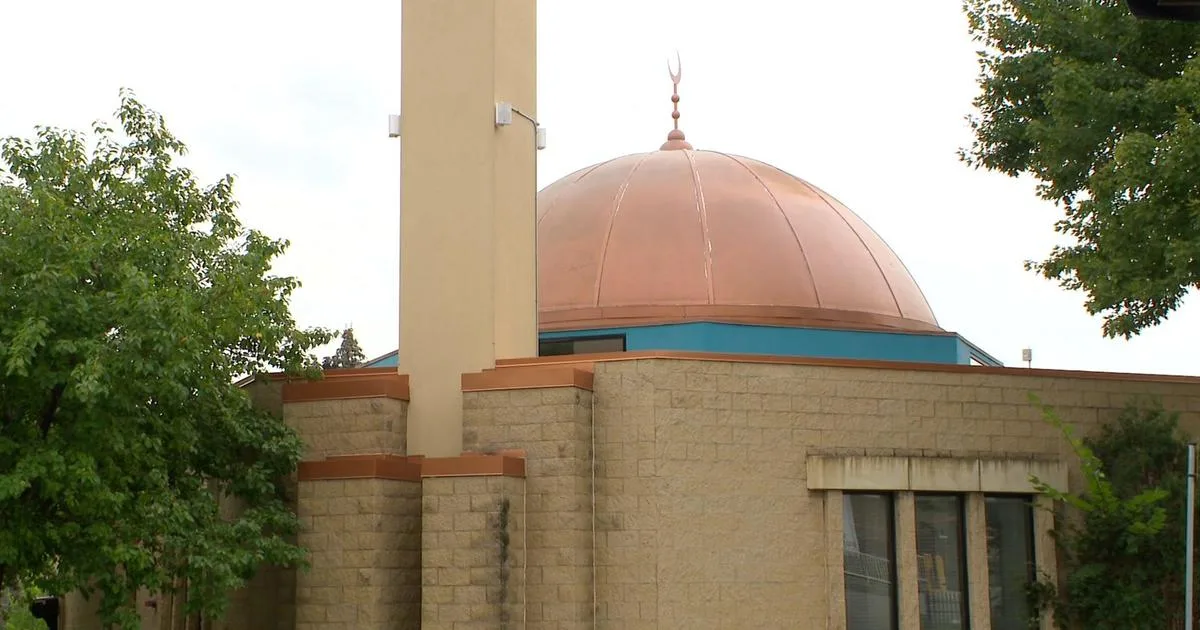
xmin=39 ymin=383 xmax=64 ymax=439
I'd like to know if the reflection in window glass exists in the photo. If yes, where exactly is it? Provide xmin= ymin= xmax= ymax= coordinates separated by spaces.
xmin=843 ymin=493 xmax=898 ymax=630
xmin=916 ymin=495 xmax=969 ymax=629
xmin=986 ymin=496 xmax=1036 ymax=630
xmin=538 ymin=335 xmax=626 ymax=356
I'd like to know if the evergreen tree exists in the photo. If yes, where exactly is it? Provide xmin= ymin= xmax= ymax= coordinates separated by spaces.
xmin=322 ymin=328 xmax=366 ymax=369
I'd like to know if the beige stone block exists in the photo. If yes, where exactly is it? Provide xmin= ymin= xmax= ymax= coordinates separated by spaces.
xmin=1005 ymin=420 xmax=1034 ymax=436
xmin=699 ymin=391 xmax=732 ymax=410
xmin=792 ymin=394 xmax=822 ymax=412
xmin=934 ymin=432 xmax=971 ymax=453
xmin=685 ymin=372 xmax=718 ymax=391
xmin=904 ymin=431 xmax=936 ymax=450
xmin=906 ymin=399 xmax=935 ymax=416
xmin=732 ymin=392 xmax=764 ymax=410
xmin=962 ymin=402 xmax=990 ymax=419
xmin=716 ymin=374 xmax=748 ymax=392
xmin=747 ymin=375 xmax=793 ymax=394
xmin=540 ymin=388 xmax=581 ymax=405
xmin=934 ymin=401 xmax=964 ymax=418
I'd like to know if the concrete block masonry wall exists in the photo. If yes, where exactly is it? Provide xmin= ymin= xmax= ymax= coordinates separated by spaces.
xmin=591 ymin=357 xmax=1200 ymax=629
xmin=462 ymin=356 xmax=1200 ymax=629
xmin=462 ymin=388 xmax=595 ymax=629
xmin=294 ymin=478 xmax=422 ymax=630
xmin=284 ymin=397 xmax=409 ymax=461
xmin=421 ymin=476 xmax=526 ymax=629
xmin=55 ymin=355 xmax=1200 ymax=629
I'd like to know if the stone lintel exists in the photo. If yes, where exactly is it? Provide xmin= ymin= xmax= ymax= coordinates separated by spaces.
xmin=806 ymin=455 xmax=1067 ymax=494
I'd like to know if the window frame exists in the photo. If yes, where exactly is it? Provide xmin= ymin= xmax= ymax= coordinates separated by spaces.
xmin=537 ymin=334 xmax=627 ymax=357
xmin=983 ymin=493 xmax=1037 ymax=630
xmin=913 ymin=492 xmax=971 ymax=630
xmin=842 ymin=491 xmax=900 ymax=630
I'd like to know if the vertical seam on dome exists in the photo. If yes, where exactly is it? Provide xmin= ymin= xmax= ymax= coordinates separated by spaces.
xmin=713 ymin=151 xmax=823 ymax=308
xmin=593 ymin=153 xmax=652 ymax=307
xmin=537 ymin=157 xmax=621 ymax=228
xmin=683 ymin=151 xmax=715 ymax=303
xmin=802 ymin=181 xmax=906 ymax=319
xmin=801 ymin=181 xmax=938 ymax=325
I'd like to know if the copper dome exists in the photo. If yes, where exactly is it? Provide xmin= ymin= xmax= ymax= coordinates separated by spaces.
xmin=535 ymin=148 xmax=940 ymax=333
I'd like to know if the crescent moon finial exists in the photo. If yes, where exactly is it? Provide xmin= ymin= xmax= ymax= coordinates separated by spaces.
xmin=659 ymin=51 xmax=692 ymax=150
xmin=668 ymin=50 xmax=682 ymax=86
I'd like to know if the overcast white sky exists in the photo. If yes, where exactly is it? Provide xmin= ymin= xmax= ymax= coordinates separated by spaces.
xmin=3 ymin=0 xmax=1197 ymax=376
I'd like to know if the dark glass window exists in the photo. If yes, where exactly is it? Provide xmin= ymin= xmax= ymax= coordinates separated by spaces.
xmin=537 ymin=335 xmax=626 ymax=357
xmin=916 ymin=494 xmax=969 ymax=629
xmin=844 ymin=493 xmax=898 ymax=630
xmin=985 ymin=496 xmax=1036 ymax=630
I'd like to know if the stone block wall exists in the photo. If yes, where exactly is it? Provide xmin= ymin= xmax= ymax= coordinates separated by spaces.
xmin=585 ymin=356 xmax=1200 ymax=629
xmin=220 ymin=561 xmax=295 ymax=629
xmin=294 ymin=477 xmax=422 ymax=630
xmin=462 ymin=385 xmax=595 ymax=628
xmin=590 ymin=358 xmax=823 ymax=629
xmin=60 ymin=591 xmax=101 ymax=630
xmin=60 ymin=588 xmax=162 ymax=630
xmin=421 ymin=476 xmax=527 ymax=629
xmin=284 ymin=397 xmax=409 ymax=461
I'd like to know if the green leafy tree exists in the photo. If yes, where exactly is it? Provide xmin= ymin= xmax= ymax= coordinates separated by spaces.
xmin=321 ymin=327 xmax=366 ymax=369
xmin=963 ymin=0 xmax=1200 ymax=338
xmin=0 ymin=585 xmax=48 ymax=630
xmin=1029 ymin=395 xmax=1192 ymax=628
xmin=0 ymin=92 xmax=333 ymax=627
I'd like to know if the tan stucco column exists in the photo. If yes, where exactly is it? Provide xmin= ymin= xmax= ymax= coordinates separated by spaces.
xmin=824 ymin=490 xmax=847 ymax=630
xmin=966 ymin=493 xmax=992 ymax=630
xmin=1034 ymin=495 xmax=1058 ymax=630
xmin=398 ymin=0 xmax=539 ymax=458
xmin=895 ymin=491 xmax=920 ymax=630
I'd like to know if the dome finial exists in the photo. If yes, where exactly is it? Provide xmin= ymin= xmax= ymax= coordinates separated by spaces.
xmin=660 ymin=51 xmax=693 ymax=151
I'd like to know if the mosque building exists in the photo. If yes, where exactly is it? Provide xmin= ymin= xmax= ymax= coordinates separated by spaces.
xmin=59 ymin=1 xmax=1200 ymax=629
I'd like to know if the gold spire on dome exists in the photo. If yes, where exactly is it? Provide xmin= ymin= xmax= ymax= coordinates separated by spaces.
xmin=660 ymin=51 xmax=693 ymax=151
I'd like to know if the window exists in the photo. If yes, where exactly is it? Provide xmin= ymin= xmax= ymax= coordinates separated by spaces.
xmin=844 ymin=493 xmax=898 ymax=630
xmin=537 ymin=334 xmax=626 ymax=357
xmin=837 ymin=488 xmax=1041 ymax=629
xmin=985 ymin=496 xmax=1036 ymax=630
xmin=915 ymin=494 xmax=969 ymax=629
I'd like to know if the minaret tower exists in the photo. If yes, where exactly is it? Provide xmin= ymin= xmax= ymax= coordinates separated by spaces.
xmin=398 ymin=1 xmax=539 ymax=457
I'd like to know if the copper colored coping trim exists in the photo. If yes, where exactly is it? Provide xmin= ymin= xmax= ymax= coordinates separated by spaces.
xmin=496 ymin=350 xmax=1200 ymax=385
xmin=421 ymin=454 xmax=526 ymax=478
xmin=298 ymin=453 xmax=526 ymax=481
xmin=537 ymin=304 xmax=946 ymax=334
xmin=262 ymin=366 xmax=400 ymax=382
xmin=298 ymin=454 xmax=422 ymax=482
xmin=462 ymin=365 xmax=594 ymax=392
xmin=282 ymin=372 xmax=409 ymax=403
